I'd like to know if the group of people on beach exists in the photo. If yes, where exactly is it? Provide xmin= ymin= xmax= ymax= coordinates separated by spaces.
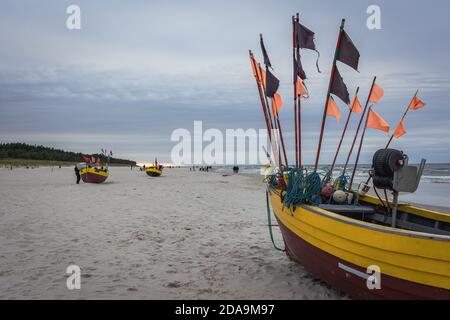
xmin=190 ymin=166 xmax=212 ymax=172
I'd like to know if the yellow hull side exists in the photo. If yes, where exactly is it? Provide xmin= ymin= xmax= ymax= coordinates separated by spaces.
xmin=269 ymin=191 xmax=450 ymax=290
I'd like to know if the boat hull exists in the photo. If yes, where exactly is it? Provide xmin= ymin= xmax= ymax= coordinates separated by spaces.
xmin=80 ymin=167 xmax=108 ymax=183
xmin=145 ymin=168 xmax=162 ymax=177
xmin=278 ymin=217 xmax=449 ymax=299
xmin=268 ymin=189 xmax=450 ymax=300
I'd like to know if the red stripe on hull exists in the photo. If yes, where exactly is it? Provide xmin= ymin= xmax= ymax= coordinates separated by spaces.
xmin=276 ymin=217 xmax=450 ymax=300
xmin=81 ymin=172 xmax=108 ymax=183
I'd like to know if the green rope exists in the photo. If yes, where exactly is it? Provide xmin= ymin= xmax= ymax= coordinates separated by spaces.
xmin=265 ymin=190 xmax=285 ymax=252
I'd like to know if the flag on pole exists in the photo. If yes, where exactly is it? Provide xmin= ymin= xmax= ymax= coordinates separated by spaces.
xmin=326 ymin=96 xmax=340 ymax=122
xmin=295 ymin=75 xmax=308 ymax=98
xmin=82 ymin=155 xmax=91 ymax=163
xmin=368 ymin=83 xmax=384 ymax=104
xmin=330 ymin=66 xmax=350 ymax=104
xmin=394 ymin=120 xmax=407 ymax=138
xmin=265 ymin=69 xmax=280 ymax=98
xmin=271 ymin=92 xmax=283 ymax=116
xmin=409 ymin=96 xmax=426 ymax=110
xmin=350 ymin=95 xmax=362 ymax=113
xmin=260 ymin=36 xmax=272 ymax=69
xmin=367 ymin=109 xmax=390 ymax=133
xmin=294 ymin=21 xmax=321 ymax=73
xmin=337 ymin=30 xmax=360 ymax=71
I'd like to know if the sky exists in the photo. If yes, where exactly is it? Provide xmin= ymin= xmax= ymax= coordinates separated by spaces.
xmin=0 ymin=0 xmax=449 ymax=164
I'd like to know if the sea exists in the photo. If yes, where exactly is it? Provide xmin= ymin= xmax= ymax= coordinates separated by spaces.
xmin=212 ymin=163 xmax=450 ymax=209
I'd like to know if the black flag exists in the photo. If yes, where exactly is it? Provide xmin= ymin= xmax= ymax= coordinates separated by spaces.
xmin=295 ymin=22 xmax=315 ymax=50
xmin=260 ymin=35 xmax=272 ymax=69
xmin=294 ymin=21 xmax=321 ymax=73
xmin=265 ymin=69 xmax=279 ymax=98
xmin=294 ymin=56 xmax=307 ymax=81
xmin=337 ymin=30 xmax=360 ymax=71
xmin=330 ymin=66 xmax=350 ymax=104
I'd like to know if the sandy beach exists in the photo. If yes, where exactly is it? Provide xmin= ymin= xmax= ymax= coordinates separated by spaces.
xmin=0 ymin=166 xmax=348 ymax=299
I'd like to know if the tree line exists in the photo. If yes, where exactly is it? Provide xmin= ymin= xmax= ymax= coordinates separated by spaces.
xmin=0 ymin=143 xmax=136 ymax=165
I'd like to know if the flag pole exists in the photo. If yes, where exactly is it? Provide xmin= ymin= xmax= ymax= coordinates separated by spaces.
xmin=349 ymin=103 xmax=373 ymax=189
xmin=249 ymin=50 xmax=279 ymax=167
xmin=296 ymin=13 xmax=302 ymax=168
xmin=275 ymin=108 xmax=289 ymax=167
xmin=292 ymin=15 xmax=299 ymax=167
xmin=330 ymin=86 xmax=360 ymax=173
xmin=314 ymin=18 xmax=346 ymax=172
xmin=342 ymin=76 xmax=377 ymax=176
xmin=385 ymin=89 xmax=419 ymax=148
xmin=260 ymin=33 xmax=288 ymax=167
xmin=249 ymin=50 xmax=273 ymax=144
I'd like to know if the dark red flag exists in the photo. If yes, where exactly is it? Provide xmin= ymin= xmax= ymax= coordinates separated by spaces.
xmin=330 ymin=66 xmax=350 ymax=105
xmin=337 ymin=30 xmax=360 ymax=71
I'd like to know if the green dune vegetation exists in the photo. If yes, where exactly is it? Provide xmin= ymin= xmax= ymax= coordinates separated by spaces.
xmin=0 ymin=143 xmax=136 ymax=167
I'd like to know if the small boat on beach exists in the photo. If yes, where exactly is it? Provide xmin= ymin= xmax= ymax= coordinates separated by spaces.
xmin=145 ymin=166 xmax=162 ymax=177
xmin=267 ymin=185 xmax=450 ymax=299
xmin=145 ymin=158 xmax=163 ymax=177
xmin=78 ymin=150 xmax=112 ymax=184
xmin=79 ymin=164 xmax=109 ymax=183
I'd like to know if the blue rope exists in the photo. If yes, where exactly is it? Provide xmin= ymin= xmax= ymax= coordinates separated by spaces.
xmin=281 ymin=169 xmax=324 ymax=207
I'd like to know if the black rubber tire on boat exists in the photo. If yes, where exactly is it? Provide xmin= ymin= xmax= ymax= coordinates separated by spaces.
xmin=372 ymin=149 xmax=404 ymax=177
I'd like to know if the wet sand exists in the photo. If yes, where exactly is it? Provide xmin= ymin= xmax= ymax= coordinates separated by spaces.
xmin=0 ymin=167 xmax=344 ymax=299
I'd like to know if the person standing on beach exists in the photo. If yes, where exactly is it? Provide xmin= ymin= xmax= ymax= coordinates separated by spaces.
xmin=74 ymin=165 xmax=80 ymax=184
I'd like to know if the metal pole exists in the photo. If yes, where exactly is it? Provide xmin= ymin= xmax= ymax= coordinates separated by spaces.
xmin=391 ymin=191 xmax=399 ymax=227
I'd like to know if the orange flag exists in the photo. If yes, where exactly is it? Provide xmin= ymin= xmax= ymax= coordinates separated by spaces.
xmin=350 ymin=95 xmax=362 ymax=113
xmin=295 ymin=75 xmax=308 ymax=98
xmin=367 ymin=109 xmax=390 ymax=133
xmin=271 ymin=92 xmax=283 ymax=116
xmin=326 ymin=96 xmax=340 ymax=122
xmin=409 ymin=95 xmax=426 ymax=110
xmin=394 ymin=120 xmax=407 ymax=138
xmin=368 ymin=83 xmax=384 ymax=104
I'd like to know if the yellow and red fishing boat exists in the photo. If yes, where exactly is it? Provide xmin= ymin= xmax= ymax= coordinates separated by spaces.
xmin=145 ymin=158 xmax=163 ymax=177
xmin=79 ymin=164 xmax=109 ymax=183
xmin=145 ymin=166 xmax=162 ymax=177
xmin=267 ymin=187 xmax=450 ymax=299
xmin=78 ymin=150 xmax=112 ymax=183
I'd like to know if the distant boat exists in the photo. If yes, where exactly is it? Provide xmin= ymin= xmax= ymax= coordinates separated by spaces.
xmin=145 ymin=158 xmax=163 ymax=177
xmin=77 ymin=150 xmax=112 ymax=183
xmin=77 ymin=162 xmax=109 ymax=183
xmin=80 ymin=165 xmax=109 ymax=183
xmin=145 ymin=166 xmax=162 ymax=177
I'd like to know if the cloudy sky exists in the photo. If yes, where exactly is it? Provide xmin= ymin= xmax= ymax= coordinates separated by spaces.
xmin=1 ymin=0 xmax=449 ymax=164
